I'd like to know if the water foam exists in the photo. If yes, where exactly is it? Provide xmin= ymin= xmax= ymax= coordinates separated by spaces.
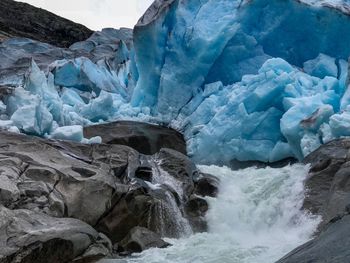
xmin=102 ymin=164 xmax=320 ymax=263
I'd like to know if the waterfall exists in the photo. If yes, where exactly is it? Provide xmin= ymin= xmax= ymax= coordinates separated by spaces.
xmin=103 ymin=164 xmax=320 ymax=263
xmin=144 ymin=158 xmax=193 ymax=238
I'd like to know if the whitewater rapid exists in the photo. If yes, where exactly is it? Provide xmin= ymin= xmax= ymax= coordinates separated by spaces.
xmin=102 ymin=164 xmax=320 ymax=263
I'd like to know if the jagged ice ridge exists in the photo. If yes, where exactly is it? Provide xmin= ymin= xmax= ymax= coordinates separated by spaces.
xmin=2 ymin=0 xmax=350 ymax=164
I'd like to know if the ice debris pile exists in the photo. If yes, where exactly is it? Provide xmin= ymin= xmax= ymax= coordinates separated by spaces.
xmin=2 ymin=0 xmax=350 ymax=164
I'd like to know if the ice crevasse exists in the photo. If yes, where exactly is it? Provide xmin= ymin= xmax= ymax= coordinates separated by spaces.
xmin=2 ymin=0 xmax=350 ymax=164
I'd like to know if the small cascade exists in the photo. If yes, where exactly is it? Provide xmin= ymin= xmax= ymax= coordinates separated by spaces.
xmin=105 ymin=164 xmax=321 ymax=263
xmin=148 ymin=191 xmax=192 ymax=238
xmin=143 ymin=157 xmax=193 ymax=238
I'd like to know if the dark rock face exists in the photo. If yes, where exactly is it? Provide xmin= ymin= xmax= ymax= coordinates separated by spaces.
xmin=0 ymin=127 xmax=216 ymax=260
xmin=276 ymin=214 xmax=350 ymax=263
xmin=96 ymin=148 xmax=203 ymax=241
xmin=0 ymin=0 xmax=92 ymax=48
xmin=302 ymin=139 xmax=350 ymax=228
xmin=118 ymin=227 xmax=170 ymax=254
xmin=0 ymin=131 xmax=132 ymax=226
xmin=193 ymin=173 xmax=220 ymax=198
xmin=84 ymin=121 xmax=187 ymax=155
xmin=0 ymin=206 xmax=108 ymax=263
xmin=277 ymin=139 xmax=350 ymax=263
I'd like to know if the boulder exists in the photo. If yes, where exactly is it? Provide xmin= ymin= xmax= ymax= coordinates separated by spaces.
xmin=118 ymin=227 xmax=170 ymax=254
xmin=96 ymin=148 xmax=212 ymax=243
xmin=276 ymin=214 xmax=350 ymax=263
xmin=0 ymin=206 xmax=109 ymax=263
xmin=277 ymin=139 xmax=350 ymax=262
xmin=0 ymin=131 xmax=135 ymax=226
xmin=84 ymin=121 xmax=187 ymax=155
xmin=193 ymin=173 xmax=220 ymax=198
xmin=302 ymin=139 xmax=350 ymax=228
xmin=185 ymin=196 xmax=209 ymax=233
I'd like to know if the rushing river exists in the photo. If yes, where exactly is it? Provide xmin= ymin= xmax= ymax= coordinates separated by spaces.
xmin=101 ymin=164 xmax=320 ymax=263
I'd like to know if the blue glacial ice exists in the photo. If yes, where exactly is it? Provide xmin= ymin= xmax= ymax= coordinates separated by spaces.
xmin=2 ymin=0 xmax=350 ymax=164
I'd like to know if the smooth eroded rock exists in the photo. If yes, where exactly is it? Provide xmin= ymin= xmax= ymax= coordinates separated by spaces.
xmin=303 ymin=139 xmax=350 ymax=227
xmin=276 ymin=214 xmax=350 ymax=263
xmin=84 ymin=121 xmax=186 ymax=155
xmin=118 ymin=227 xmax=170 ymax=254
xmin=0 ymin=206 xmax=107 ymax=263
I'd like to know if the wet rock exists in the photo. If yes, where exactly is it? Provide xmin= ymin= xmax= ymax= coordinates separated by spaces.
xmin=73 ymin=233 xmax=113 ymax=263
xmin=96 ymin=186 xmax=153 ymax=244
xmin=96 ymin=183 xmax=189 ymax=242
xmin=194 ymin=173 xmax=220 ymax=197
xmin=0 ymin=126 xmax=219 ymax=259
xmin=97 ymin=148 xmax=214 ymax=243
xmin=303 ymin=139 xmax=350 ymax=228
xmin=0 ymin=206 xmax=109 ymax=263
xmin=156 ymin=148 xmax=195 ymax=197
xmin=84 ymin=121 xmax=187 ymax=155
xmin=118 ymin=227 xmax=170 ymax=254
xmin=185 ymin=197 xmax=209 ymax=217
xmin=135 ymin=166 xmax=153 ymax=182
xmin=185 ymin=196 xmax=209 ymax=233
xmin=277 ymin=139 xmax=350 ymax=263
xmin=276 ymin=214 xmax=350 ymax=263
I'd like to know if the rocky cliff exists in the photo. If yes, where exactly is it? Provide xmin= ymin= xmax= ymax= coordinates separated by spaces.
xmin=0 ymin=0 xmax=92 ymax=47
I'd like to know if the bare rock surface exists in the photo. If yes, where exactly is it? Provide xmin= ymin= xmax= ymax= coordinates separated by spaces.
xmin=0 ymin=0 xmax=92 ymax=47
xmin=84 ymin=121 xmax=187 ymax=155
xmin=0 ymin=124 xmax=217 ymax=261
xmin=277 ymin=139 xmax=350 ymax=263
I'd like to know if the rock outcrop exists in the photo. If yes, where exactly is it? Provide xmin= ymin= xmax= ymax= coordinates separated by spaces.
xmin=0 ymin=206 xmax=110 ymax=263
xmin=277 ymin=139 xmax=350 ymax=262
xmin=83 ymin=121 xmax=186 ymax=155
xmin=0 ymin=0 xmax=92 ymax=47
xmin=118 ymin=227 xmax=170 ymax=254
xmin=0 ymin=123 xmax=216 ymax=261
xmin=302 ymin=139 xmax=350 ymax=229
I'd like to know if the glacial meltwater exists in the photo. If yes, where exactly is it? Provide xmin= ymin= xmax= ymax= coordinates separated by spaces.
xmin=101 ymin=164 xmax=320 ymax=263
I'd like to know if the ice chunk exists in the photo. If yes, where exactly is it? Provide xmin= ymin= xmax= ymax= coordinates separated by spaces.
xmin=179 ymin=58 xmax=342 ymax=163
xmin=303 ymin=54 xmax=338 ymax=79
xmin=81 ymin=136 xmax=102 ymax=144
xmin=50 ymin=125 xmax=84 ymax=142
xmin=300 ymin=133 xmax=322 ymax=157
xmin=52 ymin=57 xmax=128 ymax=97
xmin=60 ymin=88 xmax=85 ymax=107
xmin=11 ymin=104 xmax=53 ymax=135
xmin=80 ymin=91 xmax=115 ymax=122
xmin=329 ymin=112 xmax=350 ymax=137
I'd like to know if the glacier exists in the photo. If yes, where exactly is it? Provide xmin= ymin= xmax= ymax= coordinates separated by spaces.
xmin=1 ymin=0 xmax=350 ymax=163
